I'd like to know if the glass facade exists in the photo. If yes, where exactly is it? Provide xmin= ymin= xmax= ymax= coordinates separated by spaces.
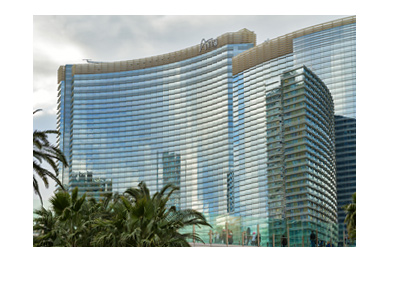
xmin=232 ymin=54 xmax=294 ymax=243
xmin=292 ymin=22 xmax=356 ymax=238
xmin=233 ymin=66 xmax=336 ymax=245
xmin=57 ymin=40 xmax=254 ymax=215
xmin=229 ymin=18 xmax=355 ymax=246
xmin=57 ymin=17 xmax=355 ymax=246
xmin=57 ymin=65 xmax=73 ymax=187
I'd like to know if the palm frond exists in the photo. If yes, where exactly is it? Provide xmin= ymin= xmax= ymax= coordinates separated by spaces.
xmin=33 ymin=127 xmax=68 ymax=203
xmin=33 ymin=175 xmax=43 ymax=206
xmin=50 ymin=191 xmax=71 ymax=216
xmin=343 ymin=192 xmax=356 ymax=241
xmin=34 ymin=180 xmax=211 ymax=247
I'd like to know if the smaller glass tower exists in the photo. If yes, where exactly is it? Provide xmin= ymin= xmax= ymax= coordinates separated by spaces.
xmin=265 ymin=66 xmax=337 ymax=245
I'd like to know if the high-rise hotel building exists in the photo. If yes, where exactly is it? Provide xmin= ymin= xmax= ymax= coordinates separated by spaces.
xmin=57 ymin=16 xmax=355 ymax=245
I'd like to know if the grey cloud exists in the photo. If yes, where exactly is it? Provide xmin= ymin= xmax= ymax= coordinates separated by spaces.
xmin=33 ymin=15 xmax=349 ymax=120
xmin=33 ymin=52 xmax=59 ymax=86
xmin=32 ymin=15 xmax=350 ymax=120
xmin=33 ymin=112 xmax=57 ymax=132
xmin=34 ymin=15 xmax=348 ymax=64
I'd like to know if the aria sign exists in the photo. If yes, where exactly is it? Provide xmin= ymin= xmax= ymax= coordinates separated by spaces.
xmin=199 ymin=38 xmax=218 ymax=53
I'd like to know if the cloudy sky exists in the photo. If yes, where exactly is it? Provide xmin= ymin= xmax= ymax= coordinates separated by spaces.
xmin=33 ymin=15 xmax=350 ymax=201
xmin=33 ymin=15 xmax=349 ymax=129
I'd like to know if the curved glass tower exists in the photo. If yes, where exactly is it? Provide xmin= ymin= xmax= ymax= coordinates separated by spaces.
xmin=292 ymin=21 xmax=356 ymax=240
xmin=233 ymin=65 xmax=336 ymax=245
xmin=57 ymin=29 xmax=256 ymax=215
xmin=231 ymin=16 xmax=355 ymax=245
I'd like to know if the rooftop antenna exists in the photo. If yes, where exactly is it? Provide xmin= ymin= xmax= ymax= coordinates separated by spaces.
xmin=82 ymin=59 xmax=103 ymax=64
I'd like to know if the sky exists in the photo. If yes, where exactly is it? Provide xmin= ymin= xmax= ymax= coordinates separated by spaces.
xmin=33 ymin=15 xmax=349 ymax=201
xmin=33 ymin=15 xmax=349 ymax=129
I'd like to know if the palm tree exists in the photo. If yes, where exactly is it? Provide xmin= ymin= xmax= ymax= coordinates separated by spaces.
xmin=343 ymin=192 xmax=356 ymax=241
xmin=33 ymin=109 xmax=68 ymax=205
xmin=49 ymin=187 xmax=88 ymax=246
xmin=34 ymin=187 xmax=108 ymax=247
xmin=33 ymin=182 xmax=212 ymax=247
xmin=92 ymin=182 xmax=212 ymax=246
xmin=33 ymin=207 xmax=59 ymax=246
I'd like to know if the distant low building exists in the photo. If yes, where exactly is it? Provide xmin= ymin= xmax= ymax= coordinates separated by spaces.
xmin=69 ymin=171 xmax=112 ymax=199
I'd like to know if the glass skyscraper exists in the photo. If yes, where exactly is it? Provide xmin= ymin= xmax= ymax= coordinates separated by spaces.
xmin=292 ymin=21 xmax=356 ymax=239
xmin=233 ymin=66 xmax=336 ymax=245
xmin=57 ymin=29 xmax=256 ymax=216
xmin=57 ymin=16 xmax=355 ymax=246
xmin=231 ymin=15 xmax=355 ymax=245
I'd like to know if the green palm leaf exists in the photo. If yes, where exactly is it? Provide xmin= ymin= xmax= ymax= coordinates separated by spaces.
xmin=33 ymin=113 xmax=68 ymax=206
xmin=343 ymin=192 xmax=356 ymax=241
xmin=34 ymin=180 xmax=211 ymax=247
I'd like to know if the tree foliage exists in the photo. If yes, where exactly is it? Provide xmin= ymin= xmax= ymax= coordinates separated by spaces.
xmin=33 ymin=182 xmax=211 ymax=247
xmin=343 ymin=192 xmax=356 ymax=241
xmin=33 ymin=109 xmax=68 ymax=205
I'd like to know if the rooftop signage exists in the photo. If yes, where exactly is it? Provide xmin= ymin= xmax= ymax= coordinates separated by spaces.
xmin=199 ymin=38 xmax=218 ymax=53
xmin=60 ymin=29 xmax=257 ymax=80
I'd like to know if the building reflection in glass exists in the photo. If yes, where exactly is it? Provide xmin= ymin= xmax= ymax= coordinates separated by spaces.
xmin=335 ymin=115 xmax=356 ymax=240
xmin=162 ymin=152 xmax=181 ymax=210
xmin=69 ymin=171 xmax=112 ymax=200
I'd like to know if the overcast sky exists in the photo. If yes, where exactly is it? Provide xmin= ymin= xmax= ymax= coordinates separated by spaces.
xmin=33 ymin=15 xmax=349 ymax=129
